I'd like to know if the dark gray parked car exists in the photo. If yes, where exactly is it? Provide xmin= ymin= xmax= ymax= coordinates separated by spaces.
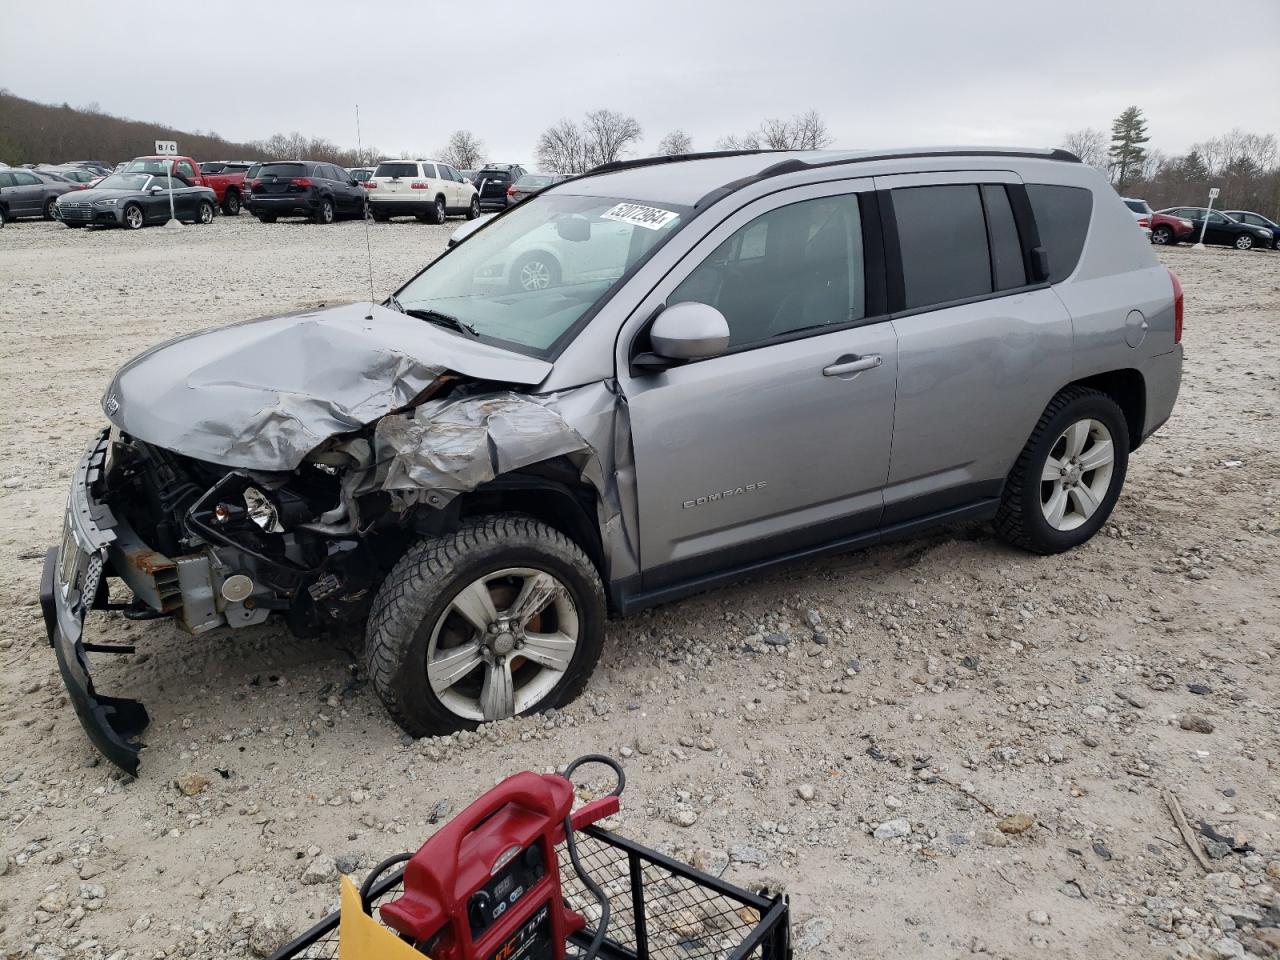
xmin=42 ymin=146 xmax=1184 ymax=773
xmin=0 ymin=168 xmax=80 ymax=221
xmin=55 ymin=173 xmax=218 ymax=229
xmin=506 ymin=172 xmax=570 ymax=206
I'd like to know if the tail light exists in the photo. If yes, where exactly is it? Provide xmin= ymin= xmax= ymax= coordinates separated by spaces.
xmin=251 ymin=179 xmax=262 ymax=188
xmin=362 ymin=181 xmax=375 ymax=188
xmin=1169 ymin=269 xmax=1183 ymax=344
xmin=290 ymin=178 xmax=313 ymax=188
xmin=410 ymin=181 xmax=429 ymax=190
xmin=1138 ymin=217 xmax=1150 ymax=228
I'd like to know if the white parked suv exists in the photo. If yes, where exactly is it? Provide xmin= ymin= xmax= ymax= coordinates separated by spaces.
xmin=367 ymin=159 xmax=480 ymax=223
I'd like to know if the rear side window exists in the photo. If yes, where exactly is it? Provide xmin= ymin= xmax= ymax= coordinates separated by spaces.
xmin=893 ymin=185 xmax=992 ymax=309
xmin=375 ymin=162 xmax=418 ymax=178
xmin=1026 ymin=184 xmax=1092 ymax=283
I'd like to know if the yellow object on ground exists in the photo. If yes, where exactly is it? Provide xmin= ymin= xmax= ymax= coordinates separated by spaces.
xmin=338 ymin=874 xmax=429 ymax=960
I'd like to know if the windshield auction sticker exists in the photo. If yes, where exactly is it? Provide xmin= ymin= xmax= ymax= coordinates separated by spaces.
xmin=601 ymin=202 xmax=679 ymax=231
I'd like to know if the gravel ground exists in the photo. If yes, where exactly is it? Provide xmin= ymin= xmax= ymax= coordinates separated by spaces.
xmin=0 ymin=217 xmax=1277 ymax=960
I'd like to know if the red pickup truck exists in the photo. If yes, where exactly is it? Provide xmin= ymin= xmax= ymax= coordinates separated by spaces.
xmin=122 ymin=155 xmax=249 ymax=216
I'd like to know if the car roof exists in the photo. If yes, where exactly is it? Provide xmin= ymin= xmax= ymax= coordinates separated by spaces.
xmin=560 ymin=146 xmax=1078 ymax=206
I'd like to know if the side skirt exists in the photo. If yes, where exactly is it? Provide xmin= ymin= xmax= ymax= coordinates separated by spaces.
xmin=610 ymin=498 xmax=1000 ymax=615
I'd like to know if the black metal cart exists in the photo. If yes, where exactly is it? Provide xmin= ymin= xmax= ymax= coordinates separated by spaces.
xmin=270 ymin=825 xmax=791 ymax=960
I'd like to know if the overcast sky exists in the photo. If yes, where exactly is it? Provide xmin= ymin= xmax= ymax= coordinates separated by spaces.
xmin=3 ymin=0 xmax=1277 ymax=164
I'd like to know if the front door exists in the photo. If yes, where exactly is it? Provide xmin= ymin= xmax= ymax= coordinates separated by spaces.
xmin=620 ymin=181 xmax=898 ymax=588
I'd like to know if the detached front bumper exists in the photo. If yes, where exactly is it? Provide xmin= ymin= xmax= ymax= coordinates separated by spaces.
xmin=39 ymin=429 xmax=149 ymax=775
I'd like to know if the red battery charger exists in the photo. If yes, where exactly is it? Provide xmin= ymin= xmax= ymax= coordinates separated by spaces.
xmin=376 ymin=755 xmax=623 ymax=960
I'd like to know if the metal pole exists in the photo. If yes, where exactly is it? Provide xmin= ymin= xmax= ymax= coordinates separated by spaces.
xmin=168 ymin=164 xmax=177 ymax=224
xmin=1194 ymin=190 xmax=1217 ymax=250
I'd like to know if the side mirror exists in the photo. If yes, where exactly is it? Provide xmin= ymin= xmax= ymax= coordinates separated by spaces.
xmin=556 ymin=216 xmax=591 ymax=242
xmin=643 ymin=302 xmax=731 ymax=366
xmin=149 ymin=187 xmax=163 ymax=195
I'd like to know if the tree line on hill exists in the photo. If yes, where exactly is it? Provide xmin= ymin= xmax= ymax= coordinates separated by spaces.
xmin=4 ymin=90 xmax=1276 ymax=220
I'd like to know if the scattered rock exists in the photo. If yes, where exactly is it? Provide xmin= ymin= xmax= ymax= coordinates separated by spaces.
xmin=795 ymin=783 xmax=816 ymax=802
xmin=874 ymin=819 xmax=911 ymax=840
xmin=1180 ymin=715 xmax=1215 ymax=734
xmin=668 ymin=809 xmax=698 ymax=828
xmin=729 ymin=845 xmax=767 ymax=866
xmin=1027 ymin=910 xmax=1051 ymax=926
xmin=300 ymin=854 xmax=336 ymax=885
xmin=175 ymin=772 xmax=210 ymax=796
xmin=998 ymin=813 xmax=1036 ymax=835
xmin=793 ymin=916 xmax=831 ymax=949
xmin=249 ymin=914 xmax=294 ymax=957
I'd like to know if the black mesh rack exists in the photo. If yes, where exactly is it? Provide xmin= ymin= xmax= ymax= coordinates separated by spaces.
xmin=269 ymin=825 xmax=791 ymax=960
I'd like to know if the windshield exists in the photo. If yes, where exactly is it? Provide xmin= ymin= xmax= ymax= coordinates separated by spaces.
xmin=394 ymin=193 xmax=688 ymax=357
xmin=124 ymin=158 xmax=172 ymax=174
xmin=517 ymin=175 xmax=554 ymax=188
xmin=97 ymin=174 xmax=152 ymax=191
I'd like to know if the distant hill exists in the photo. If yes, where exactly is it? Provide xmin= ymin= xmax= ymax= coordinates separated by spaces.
xmin=0 ymin=90 xmax=370 ymax=167
xmin=0 ymin=91 xmax=262 ymax=165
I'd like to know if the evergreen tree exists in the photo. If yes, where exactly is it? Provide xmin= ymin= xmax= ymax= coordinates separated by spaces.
xmin=1178 ymin=151 xmax=1210 ymax=182
xmin=1108 ymin=106 xmax=1150 ymax=190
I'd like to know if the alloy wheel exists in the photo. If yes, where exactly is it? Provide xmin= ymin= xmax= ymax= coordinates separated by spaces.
xmin=1040 ymin=418 xmax=1115 ymax=531
xmin=1235 ymin=234 xmax=1252 ymax=250
xmin=519 ymin=260 xmax=553 ymax=290
xmin=426 ymin=567 xmax=578 ymax=722
xmin=200 ymin=203 xmax=214 ymax=224
xmin=1152 ymin=227 xmax=1170 ymax=245
xmin=125 ymin=206 xmax=143 ymax=229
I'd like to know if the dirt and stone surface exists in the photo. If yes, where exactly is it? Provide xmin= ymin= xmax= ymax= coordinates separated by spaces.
xmin=0 ymin=216 xmax=1277 ymax=960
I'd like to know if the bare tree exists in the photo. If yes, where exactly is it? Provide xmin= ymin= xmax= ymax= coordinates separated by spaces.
xmin=438 ymin=129 xmax=485 ymax=170
xmin=535 ymin=118 xmax=590 ymax=174
xmin=656 ymin=129 xmax=694 ymax=156
xmin=718 ymin=111 xmax=833 ymax=151
xmin=582 ymin=109 xmax=642 ymax=167
xmin=1061 ymin=128 xmax=1108 ymax=169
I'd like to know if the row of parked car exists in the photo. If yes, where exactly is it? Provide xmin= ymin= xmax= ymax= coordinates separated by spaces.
xmin=0 ymin=154 xmax=572 ymax=229
xmin=1122 ymin=197 xmax=1279 ymax=251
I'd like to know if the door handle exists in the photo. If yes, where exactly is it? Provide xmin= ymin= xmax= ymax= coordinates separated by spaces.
xmin=823 ymin=354 xmax=882 ymax=377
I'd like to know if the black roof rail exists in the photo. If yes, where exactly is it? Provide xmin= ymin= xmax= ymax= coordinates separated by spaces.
xmin=694 ymin=147 xmax=1082 ymax=208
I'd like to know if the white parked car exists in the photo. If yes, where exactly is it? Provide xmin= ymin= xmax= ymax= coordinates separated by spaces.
xmin=367 ymin=159 xmax=480 ymax=223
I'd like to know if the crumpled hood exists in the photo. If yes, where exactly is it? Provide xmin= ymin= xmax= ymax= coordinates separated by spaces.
xmin=103 ymin=302 xmax=551 ymax=471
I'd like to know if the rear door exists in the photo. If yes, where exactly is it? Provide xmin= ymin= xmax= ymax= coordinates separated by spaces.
xmin=878 ymin=173 xmax=1073 ymax=520
xmin=620 ymin=179 xmax=898 ymax=585
xmin=9 ymin=170 xmax=43 ymax=215
xmin=373 ymin=160 xmax=417 ymax=199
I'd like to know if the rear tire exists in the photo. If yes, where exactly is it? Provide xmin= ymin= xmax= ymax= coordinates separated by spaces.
xmin=509 ymin=252 xmax=560 ymax=292
xmin=430 ymin=196 xmax=446 ymax=224
xmin=314 ymin=198 xmax=335 ymax=224
xmin=995 ymin=387 xmax=1129 ymax=555
xmin=365 ymin=515 xmax=606 ymax=738
xmin=256 ymin=213 xmax=277 ymax=223
xmin=0 ymin=206 xmax=6 ymax=228
xmin=221 ymin=190 xmax=241 ymax=216
xmin=372 ymin=209 xmax=390 ymax=222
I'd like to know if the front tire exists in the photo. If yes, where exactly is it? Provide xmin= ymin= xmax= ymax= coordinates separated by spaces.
xmin=123 ymin=204 xmax=144 ymax=230
xmin=197 ymin=201 xmax=215 ymax=225
xmin=995 ymin=387 xmax=1129 ymax=555
xmin=1234 ymin=233 xmax=1254 ymax=251
xmin=43 ymin=197 xmax=58 ymax=220
xmin=365 ymin=515 xmax=606 ymax=738
xmin=1151 ymin=225 xmax=1173 ymax=245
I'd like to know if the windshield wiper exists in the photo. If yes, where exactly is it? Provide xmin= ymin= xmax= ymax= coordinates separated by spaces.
xmin=404 ymin=307 xmax=479 ymax=338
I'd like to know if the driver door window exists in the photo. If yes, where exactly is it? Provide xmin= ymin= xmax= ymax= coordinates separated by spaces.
xmin=668 ymin=194 xmax=866 ymax=350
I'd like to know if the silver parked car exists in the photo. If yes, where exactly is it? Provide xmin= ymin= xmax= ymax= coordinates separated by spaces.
xmin=0 ymin=168 xmax=81 ymax=220
xmin=42 ymin=147 xmax=1183 ymax=773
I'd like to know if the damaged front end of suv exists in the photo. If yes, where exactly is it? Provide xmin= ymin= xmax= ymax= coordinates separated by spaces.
xmin=41 ymin=300 xmax=631 ymax=775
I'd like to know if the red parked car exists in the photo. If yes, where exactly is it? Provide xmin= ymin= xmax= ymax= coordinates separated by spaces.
xmin=1123 ymin=198 xmax=1194 ymax=245
xmin=122 ymin=155 xmax=249 ymax=216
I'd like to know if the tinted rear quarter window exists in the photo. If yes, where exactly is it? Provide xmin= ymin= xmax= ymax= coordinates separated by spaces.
xmin=893 ymin=184 xmax=992 ymax=309
xmin=981 ymin=185 xmax=1027 ymax=291
xmin=1026 ymin=184 xmax=1092 ymax=283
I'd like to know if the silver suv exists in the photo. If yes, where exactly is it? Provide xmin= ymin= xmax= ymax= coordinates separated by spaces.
xmin=42 ymin=147 xmax=1184 ymax=772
